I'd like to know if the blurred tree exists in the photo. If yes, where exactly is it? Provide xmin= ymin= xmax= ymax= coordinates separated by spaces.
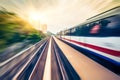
xmin=0 ymin=8 xmax=46 ymax=51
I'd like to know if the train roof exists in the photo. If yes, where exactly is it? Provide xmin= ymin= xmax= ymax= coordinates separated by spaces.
xmin=85 ymin=6 xmax=120 ymax=24
xmin=64 ymin=6 xmax=120 ymax=31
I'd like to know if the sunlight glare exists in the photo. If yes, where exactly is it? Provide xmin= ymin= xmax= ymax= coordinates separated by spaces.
xmin=29 ymin=12 xmax=46 ymax=24
xmin=30 ymin=13 xmax=39 ymax=21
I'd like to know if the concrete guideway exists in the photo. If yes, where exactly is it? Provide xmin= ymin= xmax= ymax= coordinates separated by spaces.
xmin=43 ymin=38 xmax=52 ymax=80
xmin=53 ymin=36 xmax=120 ymax=80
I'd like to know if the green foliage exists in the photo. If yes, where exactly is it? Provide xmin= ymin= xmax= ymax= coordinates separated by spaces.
xmin=0 ymin=9 xmax=46 ymax=50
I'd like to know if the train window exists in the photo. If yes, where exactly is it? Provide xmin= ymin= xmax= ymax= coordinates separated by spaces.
xmin=66 ymin=29 xmax=71 ymax=35
xmin=99 ymin=19 xmax=111 ymax=27
xmin=100 ymin=15 xmax=120 ymax=36
xmin=73 ymin=25 xmax=82 ymax=36
xmin=89 ymin=15 xmax=120 ymax=36
xmin=90 ymin=23 xmax=100 ymax=34
xmin=104 ymin=15 xmax=120 ymax=28
xmin=86 ymin=24 xmax=90 ymax=27
xmin=79 ymin=24 xmax=90 ymax=36
xmin=71 ymin=28 xmax=76 ymax=33
xmin=64 ymin=30 xmax=68 ymax=35
xmin=63 ymin=15 xmax=120 ymax=37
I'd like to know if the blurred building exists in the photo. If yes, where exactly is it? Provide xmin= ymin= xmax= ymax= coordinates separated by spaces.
xmin=40 ymin=24 xmax=47 ymax=33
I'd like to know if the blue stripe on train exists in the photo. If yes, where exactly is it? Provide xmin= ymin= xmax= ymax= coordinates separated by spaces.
xmin=82 ymin=47 xmax=120 ymax=66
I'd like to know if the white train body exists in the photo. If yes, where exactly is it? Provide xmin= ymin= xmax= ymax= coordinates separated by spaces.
xmin=58 ymin=6 xmax=120 ymax=65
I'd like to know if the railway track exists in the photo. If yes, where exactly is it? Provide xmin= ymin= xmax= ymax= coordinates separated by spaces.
xmin=0 ymin=39 xmax=48 ymax=80
xmin=29 ymin=39 xmax=49 ymax=80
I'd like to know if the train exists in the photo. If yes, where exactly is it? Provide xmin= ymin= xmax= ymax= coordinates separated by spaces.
xmin=57 ymin=6 xmax=120 ymax=72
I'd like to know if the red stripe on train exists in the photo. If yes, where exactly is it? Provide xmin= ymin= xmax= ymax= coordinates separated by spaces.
xmin=63 ymin=38 xmax=120 ymax=56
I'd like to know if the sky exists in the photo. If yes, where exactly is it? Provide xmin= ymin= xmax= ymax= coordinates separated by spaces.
xmin=0 ymin=0 xmax=120 ymax=34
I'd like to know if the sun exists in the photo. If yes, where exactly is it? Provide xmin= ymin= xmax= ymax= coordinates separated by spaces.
xmin=27 ymin=11 xmax=47 ymax=31
xmin=29 ymin=14 xmax=39 ymax=21
xmin=28 ymin=12 xmax=46 ymax=24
